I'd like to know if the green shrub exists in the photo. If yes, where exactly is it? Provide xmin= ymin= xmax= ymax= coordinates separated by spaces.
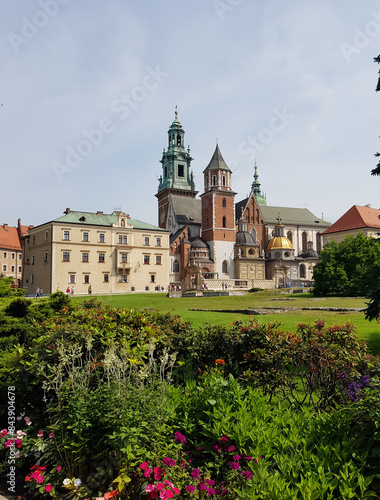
xmin=4 ymin=297 xmax=31 ymax=318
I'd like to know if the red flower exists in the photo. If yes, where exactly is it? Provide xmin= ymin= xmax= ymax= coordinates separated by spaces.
xmin=140 ymin=461 xmax=149 ymax=470
xmin=104 ymin=490 xmax=118 ymax=499
xmin=45 ymin=484 xmax=53 ymax=492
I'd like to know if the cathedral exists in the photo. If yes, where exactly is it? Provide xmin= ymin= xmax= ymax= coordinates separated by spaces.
xmin=156 ymin=111 xmax=330 ymax=290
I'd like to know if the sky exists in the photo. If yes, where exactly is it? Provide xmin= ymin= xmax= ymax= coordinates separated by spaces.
xmin=1 ymin=0 xmax=380 ymax=229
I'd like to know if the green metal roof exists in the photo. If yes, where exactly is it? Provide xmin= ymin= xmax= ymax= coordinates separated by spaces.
xmin=52 ymin=211 xmax=166 ymax=231
xmin=259 ymin=206 xmax=331 ymax=227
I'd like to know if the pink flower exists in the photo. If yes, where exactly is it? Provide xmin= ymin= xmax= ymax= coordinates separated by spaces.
xmin=173 ymin=487 xmax=180 ymax=494
xmin=156 ymin=483 xmax=165 ymax=491
xmin=146 ymin=484 xmax=155 ymax=493
xmin=57 ymin=466 xmax=62 ymax=473
xmin=186 ymin=485 xmax=196 ymax=493
xmin=45 ymin=484 xmax=53 ymax=492
xmin=35 ymin=473 xmax=45 ymax=484
xmin=49 ymin=433 xmax=55 ymax=439
xmin=24 ymin=416 xmax=32 ymax=425
xmin=15 ymin=439 xmax=22 ymax=448
xmin=164 ymin=480 xmax=174 ymax=488
xmin=165 ymin=490 xmax=174 ymax=499
xmin=37 ymin=430 xmax=44 ymax=438
xmin=154 ymin=467 xmax=163 ymax=480
xmin=1 ymin=429 xmax=7 ymax=436
xmin=14 ymin=451 xmax=20 ymax=458
xmin=143 ymin=468 xmax=152 ymax=477
xmin=140 ymin=462 xmax=149 ymax=470
xmin=16 ymin=430 xmax=26 ymax=437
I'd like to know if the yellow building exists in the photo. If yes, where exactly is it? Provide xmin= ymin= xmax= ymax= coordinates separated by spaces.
xmin=21 ymin=209 xmax=170 ymax=295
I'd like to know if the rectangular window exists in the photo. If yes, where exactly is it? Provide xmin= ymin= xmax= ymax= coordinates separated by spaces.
xmin=62 ymin=252 xmax=70 ymax=262
xmin=19 ymin=254 xmax=22 ymax=260
xmin=178 ymin=164 xmax=184 ymax=177
xmin=155 ymin=255 xmax=162 ymax=265
xmin=82 ymin=232 xmax=89 ymax=242
xmin=11 ymin=266 xmax=15 ymax=272
xmin=98 ymin=253 xmax=105 ymax=263
xmin=44 ymin=252 xmax=48 ymax=263
xmin=69 ymin=275 xmax=76 ymax=284
xmin=45 ymin=231 xmax=49 ymax=241
xmin=32 ymin=236 xmax=35 ymax=245
xmin=99 ymin=233 xmax=105 ymax=243
xmin=63 ymin=231 xmax=70 ymax=240
xmin=144 ymin=255 xmax=150 ymax=265
xmin=118 ymin=275 xmax=123 ymax=283
xmin=3 ymin=252 xmax=7 ymax=258
xmin=150 ymin=274 xmax=155 ymax=283
xmin=11 ymin=253 xmax=15 ymax=259
xmin=32 ymin=256 xmax=35 ymax=265
xmin=118 ymin=235 xmax=128 ymax=244
xmin=103 ymin=274 xmax=109 ymax=283
xmin=121 ymin=253 xmax=127 ymax=263
xmin=84 ymin=275 xmax=90 ymax=284
xmin=156 ymin=238 xmax=161 ymax=247
xmin=144 ymin=237 xmax=150 ymax=246
xmin=123 ymin=275 xmax=127 ymax=283
xmin=82 ymin=253 xmax=89 ymax=263
xmin=18 ymin=266 xmax=22 ymax=273
xmin=31 ymin=274 xmax=34 ymax=284
xmin=3 ymin=265 xmax=6 ymax=272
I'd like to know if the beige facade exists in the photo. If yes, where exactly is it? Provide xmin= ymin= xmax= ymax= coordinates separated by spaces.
xmin=21 ymin=210 xmax=170 ymax=295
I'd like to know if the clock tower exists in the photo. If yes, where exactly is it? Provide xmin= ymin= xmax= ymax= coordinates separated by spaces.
xmin=156 ymin=109 xmax=197 ymax=229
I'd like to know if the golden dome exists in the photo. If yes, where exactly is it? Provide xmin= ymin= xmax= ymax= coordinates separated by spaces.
xmin=267 ymin=236 xmax=293 ymax=250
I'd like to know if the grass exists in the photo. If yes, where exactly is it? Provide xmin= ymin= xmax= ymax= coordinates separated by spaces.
xmin=72 ymin=290 xmax=380 ymax=355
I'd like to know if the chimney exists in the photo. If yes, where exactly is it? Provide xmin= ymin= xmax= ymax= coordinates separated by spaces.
xmin=64 ymin=208 xmax=70 ymax=214
xmin=126 ymin=214 xmax=130 ymax=219
xmin=97 ymin=211 xmax=103 ymax=215
xmin=3 ymin=224 xmax=8 ymax=230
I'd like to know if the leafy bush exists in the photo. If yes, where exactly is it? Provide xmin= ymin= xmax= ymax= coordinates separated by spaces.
xmin=4 ymin=297 xmax=32 ymax=318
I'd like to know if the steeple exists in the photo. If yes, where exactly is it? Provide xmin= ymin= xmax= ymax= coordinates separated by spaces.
xmin=203 ymin=144 xmax=233 ymax=192
xmin=251 ymin=161 xmax=267 ymax=206
xmin=157 ymin=108 xmax=196 ymax=194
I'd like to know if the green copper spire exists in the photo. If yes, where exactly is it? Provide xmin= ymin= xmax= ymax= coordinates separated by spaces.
xmin=251 ymin=161 xmax=267 ymax=206
xmin=157 ymin=108 xmax=196 ymax=193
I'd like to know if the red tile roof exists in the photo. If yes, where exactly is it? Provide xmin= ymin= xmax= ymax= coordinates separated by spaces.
xmin=0 ymin=222 xmax=33 ymax=250
xmin=322 ymin=205 xmax=380 ymax=235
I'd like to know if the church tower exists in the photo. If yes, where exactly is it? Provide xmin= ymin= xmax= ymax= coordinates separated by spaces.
xmin=156 ymin=109 xmax=197 ymax=229
xmin=200 ymin=144 xmax=236 ymax=279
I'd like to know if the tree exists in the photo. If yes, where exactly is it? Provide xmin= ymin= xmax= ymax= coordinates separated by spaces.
xmin=371 ymin=55 xmax=380 ymax=176
xmin=0 ymin=276 xmax=25 ymax=297
xmin=312 ymin=233 xmax=380 ymax=296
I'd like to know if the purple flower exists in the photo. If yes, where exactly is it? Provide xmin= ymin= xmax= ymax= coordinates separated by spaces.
xmin=226 ymin=445 xmax=235 ymax=452
xmin=186 ymin=485 xmax=196 ymax=493
xmin=244 ymin=471 xmax=253 ymax=480
xmin=174 ymin=432 xmax=187 ymax=445
xmin=191 ymin=468 xmax=200 ymax=480
xmin=233 ymin=454 xmax=241 ymax=461
xmin=163 ymin=457 xmax=176 ymax=467
xmin=229 ymin=461 xmax=240 ymax=469
xmin=220 ymin=436 xmax=229 ymax=443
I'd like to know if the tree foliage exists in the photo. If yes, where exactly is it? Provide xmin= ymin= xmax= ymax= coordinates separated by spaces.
xmin=312 ymin=232 xmax=380 ymax=296
xmin=371 ymin=54 xmax=380 ymax=176
xmin=0 ymin=276 xmax=25 ymax=297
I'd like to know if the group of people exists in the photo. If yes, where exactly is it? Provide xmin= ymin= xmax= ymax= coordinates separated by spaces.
xmin=34 ymin=288 xmax=43 ymax=298
xmin=65 ymin=287 xmax=75 ymax=296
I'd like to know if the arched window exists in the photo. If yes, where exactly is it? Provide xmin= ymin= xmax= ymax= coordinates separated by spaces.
xmin=287 ymin=231 xmax=293 ymax=243
xmin=173 ymin=260 xmax=179 ymax=273
xmin=302 ymin=232 xmax=307 ymax=252
xmin=222 ymin=176 xmax=226 ymax=186
xmin=177 ymin=134 xmax=181 ymax=146
xmin=121 ymin=219 xmax=125 ymax=228
xmin=250 ymin=228 xmax=257 ymax=243
xmin=222 ymin=216 xmax=226 ymax=228
xmin=222 ymin=260 xmax=228 ymax=274
xmin=222 ymin=197 xmax=226 ymax=208
xmin=316 ymin=232 xmax=321 ymax=252
xmin=213 ymin=175 xmax=216 ymax=186
xmin=300 ymin=264 xmax=306 ymax=279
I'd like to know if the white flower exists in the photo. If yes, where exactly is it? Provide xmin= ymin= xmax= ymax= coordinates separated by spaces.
xmin=73 ymin=478 xmax=82 ymax=487
xmin=63 ymin=478 xmax=71 ymax=486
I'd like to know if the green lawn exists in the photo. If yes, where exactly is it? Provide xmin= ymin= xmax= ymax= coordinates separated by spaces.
xmin=73 ymin=291 xmax=380 ymax=355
